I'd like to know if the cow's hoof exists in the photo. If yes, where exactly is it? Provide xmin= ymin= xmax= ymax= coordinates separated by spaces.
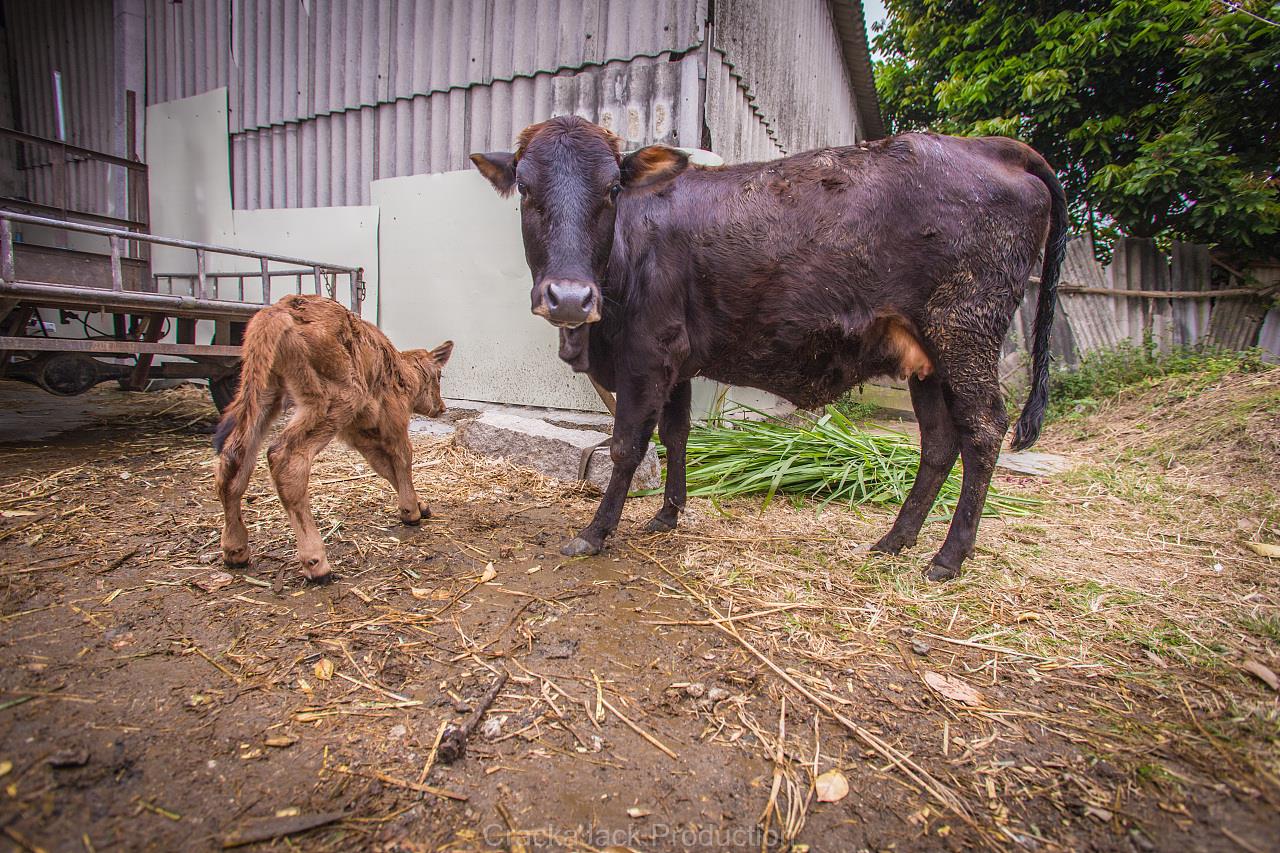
xmin=644 ymin=514 xmax=677 ymax=533
xmin=925 ymin=559 xmax=961 ymax=582
xmin=560 ymin=537 xmax=601 ymax=557
xmin=300 ymin=557 xmax=333 ymax=581
xmin=870 ymin=533 xmax=913 ymax=555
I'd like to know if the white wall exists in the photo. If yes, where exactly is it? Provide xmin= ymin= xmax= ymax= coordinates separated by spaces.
xmin=372 ymin=169 xmax=605 ymax=411
xmin=145 ymin=88 xmax=379 ymax=337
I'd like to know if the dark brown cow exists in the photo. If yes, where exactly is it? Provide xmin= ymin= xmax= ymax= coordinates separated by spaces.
xmin=214 ymin=294 xmax=453 ymax=580
xmin=472 ymin=117 xmax=1066 ymax=580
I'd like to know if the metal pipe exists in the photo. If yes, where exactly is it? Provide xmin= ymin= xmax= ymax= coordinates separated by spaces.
xmin=0 ymin=126 xmax=148 ymax=172
xmin=0 ymin=212 xmax=361 ymax=275
xmin=0 ymin=279 xmax=261 ymax=319
xmin=0 ymin=335 xmax=241 ymax=358
xmin=261 ymin=258 xmax=271 ymax=304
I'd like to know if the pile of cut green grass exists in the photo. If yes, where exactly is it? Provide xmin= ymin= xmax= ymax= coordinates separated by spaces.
xmin=666 ymin=406 xmax=1038 ymax=518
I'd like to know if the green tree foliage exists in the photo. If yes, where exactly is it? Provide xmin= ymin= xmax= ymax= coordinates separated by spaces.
xmin=874 ymin=1 xmax=1280 ymax=260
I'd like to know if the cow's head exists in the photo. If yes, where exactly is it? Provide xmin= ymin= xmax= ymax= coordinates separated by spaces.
xmin=471 ymin=116 xmax=689 ymax=328
xmin=405 ymin=340 xmax=453 ymax=417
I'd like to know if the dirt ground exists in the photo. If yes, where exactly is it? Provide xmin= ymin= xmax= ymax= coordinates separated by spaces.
xmin=0 ymin=372 xmax=1277 ymax=852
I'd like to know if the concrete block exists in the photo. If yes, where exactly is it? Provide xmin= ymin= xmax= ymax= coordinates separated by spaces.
xmin=456 ymin=411 xmax=661 ymax=493
xmin=995 ymin=450 xmax=1075 ymax=477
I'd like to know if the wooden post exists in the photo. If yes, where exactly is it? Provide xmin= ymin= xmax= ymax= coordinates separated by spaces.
xmin=126 ymin=313 xmax=167 ymax=390
xmin=0 ymin=218 xmax=14 ymax=282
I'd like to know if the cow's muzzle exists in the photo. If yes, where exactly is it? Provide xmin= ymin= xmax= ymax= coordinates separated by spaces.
xmin=534 ymin=278 xmax=601 ymax=327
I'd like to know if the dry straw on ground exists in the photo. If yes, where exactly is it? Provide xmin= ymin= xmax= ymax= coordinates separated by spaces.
xmin=1 ymin=369 xmax=1277 ymax=851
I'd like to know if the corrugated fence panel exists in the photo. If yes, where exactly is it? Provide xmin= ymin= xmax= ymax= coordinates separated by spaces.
xmin=230 ymin=53 xmax=698 ymax=208
xmin=713 ymin=0 xmax=862 ymax=152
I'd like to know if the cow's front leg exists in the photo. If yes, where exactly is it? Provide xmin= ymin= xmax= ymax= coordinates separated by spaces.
xmin=562 ymin=388 xmax=662 ymax=557
xmin=645 ymin=380 xmax=691 ymax=533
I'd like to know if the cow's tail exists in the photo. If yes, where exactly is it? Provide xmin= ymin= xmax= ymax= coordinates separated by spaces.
xmin=1010 ymin=156 xmax=1068 ymax=451
xmin=213 ymin=306 xmax=292 ymax=459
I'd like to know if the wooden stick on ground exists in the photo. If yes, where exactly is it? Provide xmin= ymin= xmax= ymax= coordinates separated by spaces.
xmin=222 ymin=811 xmax=346 ymax=848
xmin=599 ymin=694 xmax=679 ymax=760
xmin=437 ymin=669 xmax=509 ymax=764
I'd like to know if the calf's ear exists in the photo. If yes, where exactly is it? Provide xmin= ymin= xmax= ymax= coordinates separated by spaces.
xmin=621 ymin=146 xmax=689 ymax=190
xmin=431 ymin=340 xmax=454 ymax=366
xmin=469 ymin=152 xmax=517 ymax=196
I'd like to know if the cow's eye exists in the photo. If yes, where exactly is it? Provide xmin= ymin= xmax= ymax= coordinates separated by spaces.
xmin=608 ymin=183 xmax=622 ymax=199
xmin=516 ymin=181 xmax=529 ymax=197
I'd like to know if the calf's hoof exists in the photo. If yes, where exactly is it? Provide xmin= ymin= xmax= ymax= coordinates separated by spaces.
xmin=560 ymin=536 xmax=601 ymax=557
xmin=299 ymin=556 xmax=333 ymax=581
xmin=400 ymin=505 xmax=432 ymax=526
xmin=925 ymin=558 xmax=961 ymax=583
xmin=223 ymin=546 xmax=251 ymax=569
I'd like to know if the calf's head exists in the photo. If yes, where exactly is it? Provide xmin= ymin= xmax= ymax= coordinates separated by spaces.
xmin=405 ymin=340 xmax=453 ymax=418
xmin=471 ymin=116 xmax=689 ymax=328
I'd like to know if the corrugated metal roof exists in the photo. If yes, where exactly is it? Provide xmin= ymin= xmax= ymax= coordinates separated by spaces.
xmin=148 ymin=0 xmax=707 ymax=134
xmin=231 ymin=52 xmax=699 ymax=208
xmin=828 ymin=0 xmax=884 ymax=139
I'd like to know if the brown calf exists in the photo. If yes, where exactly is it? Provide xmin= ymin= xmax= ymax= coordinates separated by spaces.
xmin=214 ymin=294 xmax=452 ymax=580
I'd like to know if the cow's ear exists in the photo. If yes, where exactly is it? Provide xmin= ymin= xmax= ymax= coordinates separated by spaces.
xmin=470 ymin=152 xmax=517 ymax=196
xmin=621 ymin=146 xmax=689 ymax=190
xmin=431 ymin=340 xmax=454 ymax=366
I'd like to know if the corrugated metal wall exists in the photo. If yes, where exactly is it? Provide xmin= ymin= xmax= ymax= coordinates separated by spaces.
xmin=146 ymin=0 xmax=711 ymax=206
xmin=711 ymin=0 xmax=862 ymax=154
xmin=703 ymin=49 xmax=784 ymax=164
xmin=143 ymin=0 xmax=876 ymax=208
xmin=231 ymin=52 xmax=700 ymax=208
xmin=149 ymin=0 xmax=705 ymax=130
xmin=3 ymin=0 xmax=119 ymax=216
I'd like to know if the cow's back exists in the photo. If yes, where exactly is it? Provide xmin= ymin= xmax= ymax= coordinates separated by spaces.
xmin=611 ymin=133 xmax=1054 ymax=404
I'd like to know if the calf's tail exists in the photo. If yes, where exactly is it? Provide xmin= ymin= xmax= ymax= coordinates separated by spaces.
xmin=1010 ymin=156 xmax=1068 ymax=451
xmin=213 ymin=306 xmax=293 ymax=457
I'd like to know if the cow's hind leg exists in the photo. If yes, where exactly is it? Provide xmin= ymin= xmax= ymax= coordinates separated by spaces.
xmin=873 ymin=374 xmax=959 ymax=556
xmin=349 ymin=428 xmax=429 ymax=525
xmin=563 ymin=378 xmax=665 ymax=556
xmin=928 ymin=336 xmax=1009 ymax=581
xmin=267 ymin=410 xmax=337 ymax=580
xmin=215 ymin=397 xmax=281 ymax=567
xmin=645 ymin=380 xmax=692 ymax=533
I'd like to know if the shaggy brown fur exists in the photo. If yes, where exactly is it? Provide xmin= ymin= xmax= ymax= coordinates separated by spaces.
xmin=213 ymin=294 xmax=452 ymax=580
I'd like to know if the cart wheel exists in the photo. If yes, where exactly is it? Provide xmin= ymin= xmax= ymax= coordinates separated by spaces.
xmin=210 ymin=368 xmax=241 ymax=413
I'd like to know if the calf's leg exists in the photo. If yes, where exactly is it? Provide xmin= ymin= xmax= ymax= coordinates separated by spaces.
xmin=928 ymin=339 xmax=1009 ymax=581
xmin=562 ymin=379 xmax=664 ymax=556
xmin=215 ymin=397 xmax=281 ymax=567
xmin=872 ymin=375 xmax=958 ymax=555
xmin=349 ymin=428 xmax=430 ymax=525
xmin=645 ymin=380 xmax=692 ymax=533
xmin=267 ymin=410 xmax=338 ymax=580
